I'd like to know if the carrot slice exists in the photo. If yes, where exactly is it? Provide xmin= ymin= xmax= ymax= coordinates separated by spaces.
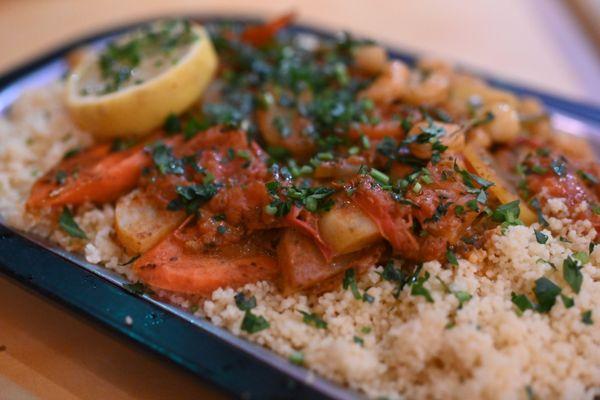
xmin=241 ymin=12 xmax=295 ymax=47
xmin=133 ymin=229 xmax=279 ymax=295
xmin=27 ymin=143 xmax=151 ymax=209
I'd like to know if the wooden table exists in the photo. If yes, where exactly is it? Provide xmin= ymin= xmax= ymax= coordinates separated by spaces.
xmin=0 ymin=1 xmax=598 ymax=399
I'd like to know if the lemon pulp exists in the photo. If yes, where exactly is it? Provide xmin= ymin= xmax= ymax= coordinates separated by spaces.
xmin=67 ymin=20 xmax=218 ymax=139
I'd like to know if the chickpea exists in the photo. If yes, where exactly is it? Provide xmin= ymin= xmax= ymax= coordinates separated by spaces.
xmin=407 ymin=121 xmax=463 ymax=159
xmin=417 ymin=58 xmax=453 ymax=75
xmin=353 ymin=45 xmax=388 ymax=75
xmin=467 ymin=127 xmax=492 ymax=149
xmin=482 ymin=102 xmax=520 ymax=144
xmin=405 ymin=70 xmax=450 ymax=106
xmin=519 ymin=97 xmax=551 ymax=140
xmin=360 ymin=60 xmax=409 ymax=104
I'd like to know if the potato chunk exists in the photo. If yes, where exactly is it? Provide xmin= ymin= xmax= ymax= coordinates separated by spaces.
xmin=463 ymin=144 xmax=536 ymax=225
xmin=318 ymin=202 xmax=381 ymax=255
xmin=115 ymin=190 xmax=185 ymax=254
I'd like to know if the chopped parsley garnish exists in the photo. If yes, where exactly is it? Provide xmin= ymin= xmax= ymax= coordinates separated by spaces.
xmin=55 ymin=170 xmax=68 ymax=185
xmin=235 ymin=292 xmax=269 ymax=334
xmin=164 ymin=113 xmax=182 ymax=134
xmin=241 ymin=311 xmax=270 ymax=334
xmin=59 ymin=207 xmax=87 ymax=239
xmin=550 ymin=157 xmax=567 ymax=177
xmin=266 ymin=182 xmax=335 ymax=215
xmin=353 ymin=336 xmax=364 ymax=346
xmin=148 ymin=142 xmax=185 ymax=175
xmin=410 ymin=271 xmax=433 ymax=303
xmin=300 ymin=311 xmax=328 ymax=329
xmin=563 ymin=256 xmax=583 ymax=294
xmin=289 ymin=351 xmax=304 ymax=365
xmin=581 ymin=310 xmax=593 ymax=325
xmin=511 ymin=292 xmax=534 ymax=314
xmin=436 ymin=277 xmax=472 ymax=308
xmin=343 ymin=268 xmax=362 ymax=300
xmin=63 ymin=148 xmax=81 ymax=158
xmin=446 ymin=248 xmax=459 ymax=266
xmin=123 ymin=281 xmax=155 ymax=295
xmin=576 ymin=169 xmax=598 ymax=185
xmin=234 ymin=292 xmax=257 ymax=311
xmin=533 ymin=277 xmax=561 ymax=313
xmin=560 ymin=294 xmax=574 ymax=308
xmin=168 ymin=183 xmax=220 ymax=214
xmin=534 ymin=229 xmax=548 ymax=244
xmin=492 ymin=200 xmax=522 ymax=226
xmin=529 ymin=198 xmax=548 ymax=226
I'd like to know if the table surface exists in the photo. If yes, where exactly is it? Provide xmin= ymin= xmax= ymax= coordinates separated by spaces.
xmin=0 ymin=1 xmax=599 ymax=399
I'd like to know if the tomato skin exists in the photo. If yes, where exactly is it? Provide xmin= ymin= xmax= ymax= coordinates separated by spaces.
xmin=241 ymin=13 xmax=295 ymax=47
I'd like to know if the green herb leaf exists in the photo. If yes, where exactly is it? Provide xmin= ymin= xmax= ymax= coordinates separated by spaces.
xmin=234 ymin=292 xmax=257 ymax=311
xmin=446 ymin=248 xmax=459 ymax=266
xmin=563 ymin=256 xmax=583 ymax=294
xmin=411 ymin=271 xmax=434 ymax=303
xmin=59 ymin=207 xmax=87 ymax=239
xmin=164 ymin=113 xmax=181 ymax=133
xmin=55 ymin=170 xmax=68 ymax=185
xmin=343 ymin=268 xmax=362 ymax=300
xmin=492 ymin=200 xmax=522 ymax=226
xmin=241 ymin=310 xmax=270 ymax=334
xmin=123 ymin=281 xmax=154 ymax=295
xmin=529 ymin=198 xmax=548 ymax=226
xmin=353 ymin=336 xmax=364 ymax=346
xmin=289 ymin=351 xmax=304 ymax=365
xmin=168 ymin=183 xmax=220 ymax=214
xmin=511 ymin=292 xmax=534 ymax=313
xmin=454 ymin=291 xmax=473 ymax=309
xmin=148 ymin=142 xmax=184 ymax=175
xmin=534 ymin=229 xmax=548 ymax=244
xmin=560 ymin=294 xmax=574 ymax=308
xmin=300 ymin=311 xmax=328 ymax=329
xmin=581 ymin=310 xmax=593 ymax=325
xmin=534 ymin=277 xmax=561 ymax=313
xmin=576 ymin=169 xmax=598 ymax=185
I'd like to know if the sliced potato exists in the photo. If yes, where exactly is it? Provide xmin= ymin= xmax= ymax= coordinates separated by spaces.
xmin=318 ymin=202 xmax=381 ymax=254
xmin=115 ymin=189 xmax=185 ymax=254
xmin=463 ymin=144 xmax=536 ymax=225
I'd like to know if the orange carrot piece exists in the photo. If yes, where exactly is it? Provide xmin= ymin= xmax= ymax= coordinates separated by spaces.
xmin=26 ymin=143 xmax=151 ymax=209
xmin=133 ymin=231 xmax=279 ymax=295
xmin=241 ymin=12 xmax=295 ymax=47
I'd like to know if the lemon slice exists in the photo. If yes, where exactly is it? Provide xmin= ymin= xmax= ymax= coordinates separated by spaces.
xmin=66 ymin=20 xmax=218 ymax=139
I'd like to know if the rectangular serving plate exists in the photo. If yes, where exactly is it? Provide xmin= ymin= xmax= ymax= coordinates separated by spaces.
xmin=1 ymin=15 xmax=600 ymax=400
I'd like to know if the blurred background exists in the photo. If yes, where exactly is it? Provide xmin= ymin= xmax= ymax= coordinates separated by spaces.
xmin=0 ymin=1 xmax=599 ymax=399
xmin=1 ymin=0 xmax=599 ymax=104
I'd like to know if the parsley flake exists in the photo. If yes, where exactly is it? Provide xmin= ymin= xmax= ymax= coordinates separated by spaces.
xmin=59 ymin=207 xmax=87 ymax=239
xmin=534 ymin=277 xmax=561 ymax=313
xmin=411 ymin=271 xmax=433 ymax=303
xmin=300 ymin=311 xmax=328 ymax=329
xmin=534 ymin=229 xmax=548 ymax=244
xmin=563 ymin=256 xmax=583 ymax=294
